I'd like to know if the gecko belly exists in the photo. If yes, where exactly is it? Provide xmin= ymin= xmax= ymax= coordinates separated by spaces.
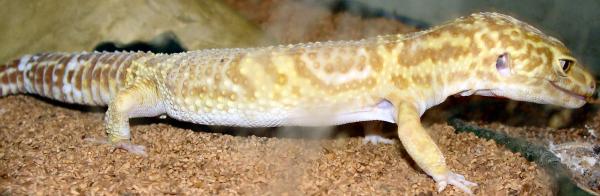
xmin=165 ymin=100 xmax=397 ymax=127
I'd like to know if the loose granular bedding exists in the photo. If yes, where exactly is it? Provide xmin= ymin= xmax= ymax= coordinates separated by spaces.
xmin=0 ymin=95 xmax=554 ymax=195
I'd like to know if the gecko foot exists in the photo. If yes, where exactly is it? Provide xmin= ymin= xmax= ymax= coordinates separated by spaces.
xmin=434 ymin=171 xmax=477 ymax=195
xmin=113 ymin=142 xmax=147 ymax=156
xmin=84 ymin=137 xmax=147 ymax=156
xmin=363 ymin=134 xmax=395 ymax=145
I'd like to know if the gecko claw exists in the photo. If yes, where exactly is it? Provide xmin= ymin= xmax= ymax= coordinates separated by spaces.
xmin=434 ymin=172 xmax=477 ymax=195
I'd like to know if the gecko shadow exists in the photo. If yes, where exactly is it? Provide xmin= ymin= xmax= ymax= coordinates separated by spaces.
xmin=425 ymin=95 xmax=598 ymax=129
xmin=143 ymin=116 xmax=398 ymax=141
xmin=93 ymin=31 xmax=186 ymax=54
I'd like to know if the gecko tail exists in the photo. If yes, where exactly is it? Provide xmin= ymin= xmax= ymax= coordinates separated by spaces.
xmin=0 ymin=59 xmax=23 ymax=97
xmin=0 ymin=52 xmax=148 ymax=105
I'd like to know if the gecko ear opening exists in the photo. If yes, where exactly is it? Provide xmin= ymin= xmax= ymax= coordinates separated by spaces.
xmin=496 ymin=53 xmax=511 ymax=77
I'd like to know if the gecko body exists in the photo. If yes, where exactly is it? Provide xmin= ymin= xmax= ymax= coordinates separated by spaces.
xmin=0 ymin=13 xmax=596 ymax=194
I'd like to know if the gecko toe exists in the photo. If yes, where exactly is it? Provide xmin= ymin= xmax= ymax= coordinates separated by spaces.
xmin=436 ymin=181 xmax=448 ymax=193
xmin=435 ymin=172 xmax=477 ymax=195
xmin=363 ymin=135 xmax=395 ymax=145
xmin=84 ymin=136 xmax=146 ymax=156
xmin=115 ymin=142 xmax=147 ymax=156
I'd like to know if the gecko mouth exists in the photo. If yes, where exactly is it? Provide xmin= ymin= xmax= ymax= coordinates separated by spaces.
xmin=548 ymin=81 xmax=586 ymax=100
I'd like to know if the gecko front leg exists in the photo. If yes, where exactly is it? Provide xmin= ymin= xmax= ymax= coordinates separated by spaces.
xmin=102 ymin=78 xmax=165 ymax=155
xmin=395 ymin=102 xmax=477 ymax=194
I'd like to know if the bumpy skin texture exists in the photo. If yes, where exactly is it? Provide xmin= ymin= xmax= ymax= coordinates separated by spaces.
xmin=0 ymin=13 xmax=596 ymax=194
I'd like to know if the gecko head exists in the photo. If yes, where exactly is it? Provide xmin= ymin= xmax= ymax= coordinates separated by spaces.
xmin=473 ymin=13 xmax=596 ymax=108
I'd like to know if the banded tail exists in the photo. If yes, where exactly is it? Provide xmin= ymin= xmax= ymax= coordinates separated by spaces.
xmin=0 ymin=52 xmax=148 ymax=106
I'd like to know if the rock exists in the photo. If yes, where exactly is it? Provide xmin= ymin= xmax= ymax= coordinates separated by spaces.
xmin=0 ymin=0 xmax=270 ymax=62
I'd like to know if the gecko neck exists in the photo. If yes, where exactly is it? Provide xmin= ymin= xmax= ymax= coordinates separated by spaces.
xmin=424 ymin=58 xmax=502 ymax=114
xmin=378 ymin=31 xmax=499 ymax=115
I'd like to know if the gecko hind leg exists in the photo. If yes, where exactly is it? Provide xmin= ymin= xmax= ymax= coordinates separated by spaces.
xmin=100 ymin=79 xmax=165 ymax=155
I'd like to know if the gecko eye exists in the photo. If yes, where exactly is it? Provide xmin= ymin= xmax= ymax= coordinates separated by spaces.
xmin=496 ymin=53 xmax=510 ymax=76
xmin=559 ymin=59 xmax=573 ymax=74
